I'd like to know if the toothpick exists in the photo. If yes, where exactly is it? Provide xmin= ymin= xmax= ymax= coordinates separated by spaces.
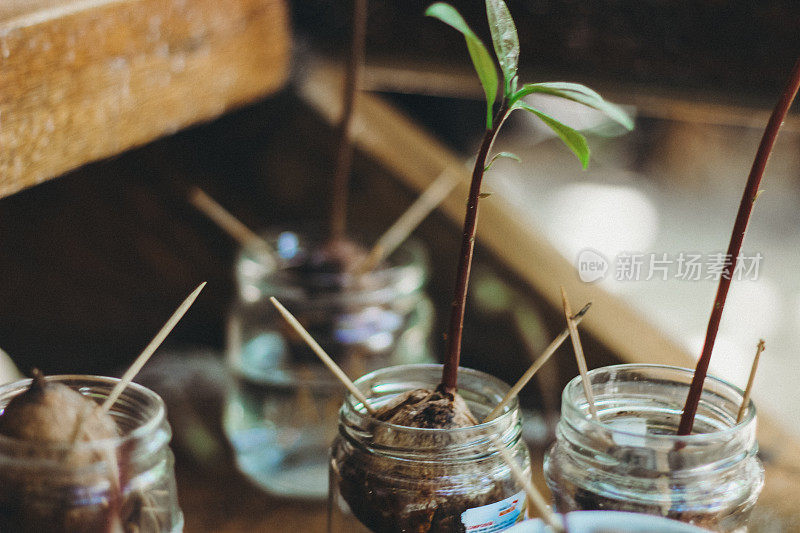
xmin=737 ymin=340 xmax=765 ymax=424
xmin=483 ymin=302 xmax=591 ymax=422
xmin=66 ymin=281 xmax=203 ymax=520
xmin=356 ymin=168 xmax=463 ymax=273
xmin=188 ymin=187 xmax=277 ymax=270
xmin=101 ymin=283 xmax=207 ymax=412
xmin=489 ymin=435 xmax=564 ymax=531
xmin=561 ymin=287 xmax=597 ymax=419
xmin=269 ymin=297 xmax=376 ymax=415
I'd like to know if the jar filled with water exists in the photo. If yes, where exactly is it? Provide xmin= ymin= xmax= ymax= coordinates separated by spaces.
xmin=544 ymin=364 xmax=764 ymax=533
xmin=224 ymin=229 xmax=434 ymax=498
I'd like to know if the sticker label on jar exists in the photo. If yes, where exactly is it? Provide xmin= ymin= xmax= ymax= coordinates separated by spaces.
xmin=460 ymin=490 xmax=526 ymax=532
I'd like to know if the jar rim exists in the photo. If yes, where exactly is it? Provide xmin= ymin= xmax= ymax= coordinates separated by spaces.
xmin=562 ymin=363 xmax=756 ymax=442
xmin=343 ymin=363 xmax=519 ymax=437
xmin=0 ymin=375 xmax=166 ymax=452
xmin=238 ymin=227 xmax=429 ymax=299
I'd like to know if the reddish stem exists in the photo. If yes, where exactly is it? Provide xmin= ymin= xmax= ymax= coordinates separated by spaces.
xmin=678 ymin=57 xmax=800 ymax=436
xmin=441 ymin=105 xmax=509 ymax=393
xmin=329 ymin=0 xmax=368 ymax=241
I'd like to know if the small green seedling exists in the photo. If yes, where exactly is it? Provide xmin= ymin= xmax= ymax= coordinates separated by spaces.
xmin=429 ymin=0 xmax=634 ymax=393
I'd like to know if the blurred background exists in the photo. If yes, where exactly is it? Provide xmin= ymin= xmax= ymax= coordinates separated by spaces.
xmin=1 ymin=0 xmax=799 ymax=531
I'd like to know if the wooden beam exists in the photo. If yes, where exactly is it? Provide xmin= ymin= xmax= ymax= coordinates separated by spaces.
xmin=361 ymin=57 xmax=800 ymax=132
xmin=0 ymin=0 xmax=289 ymax=199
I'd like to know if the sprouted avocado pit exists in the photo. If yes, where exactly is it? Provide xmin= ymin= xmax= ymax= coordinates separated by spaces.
xmin=0 ymin=285 xmax=202 ymax=532
xmin=0 ymin=369 xmax=118 ymax=446
xmin=327 ymin=0 xmax=632 ymax=530
xmin=0 ymin=372 xmax=156 ymax=532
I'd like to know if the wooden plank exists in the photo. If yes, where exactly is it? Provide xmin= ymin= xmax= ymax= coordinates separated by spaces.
xmin=361 ymin=57 xmax=800 ymax=132
xmin=0 ymin=0 xmax=289 ymax=198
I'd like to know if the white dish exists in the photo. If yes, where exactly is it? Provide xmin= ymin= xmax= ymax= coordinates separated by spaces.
xmin=505 ymin=511 xmax=710 ymax=532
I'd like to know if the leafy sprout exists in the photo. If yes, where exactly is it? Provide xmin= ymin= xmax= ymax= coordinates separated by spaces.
xmin=425 ymin=0 xmax=633 ymax=168
xmin=429 ymin=0 xmax=635 ymax=394
xmin=425 ymin=3 xmax=498 ymax=129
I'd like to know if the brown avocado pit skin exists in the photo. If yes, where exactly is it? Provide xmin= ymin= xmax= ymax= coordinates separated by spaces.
xmin=0 ymin=370 xmax=118 ymax=446
xmin=376 ymin=388 xmax=478 ymax=429
xmin=0 ymin=372 xmax=156 ymax=533
xmin=337 ymin=388 xmax=512 ymax=533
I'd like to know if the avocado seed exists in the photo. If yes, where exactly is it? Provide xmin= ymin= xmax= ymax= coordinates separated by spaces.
xmin=0 ymin=369 xmax=118 ymax=445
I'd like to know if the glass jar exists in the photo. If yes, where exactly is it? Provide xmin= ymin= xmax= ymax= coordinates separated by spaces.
xmin=544 ymin=364 xmax=764 ymax=533
xmin=224 ymin=229 xmax=434 ymax=499
xmin=0 ymin=375 xmax=183 ymax=532
xmin=329 ymin=364 xmax=532 ymax=533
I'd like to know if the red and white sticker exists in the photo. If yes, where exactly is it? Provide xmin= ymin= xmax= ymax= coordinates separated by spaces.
xmin=461 ymin=491 xmax=526 ymax=532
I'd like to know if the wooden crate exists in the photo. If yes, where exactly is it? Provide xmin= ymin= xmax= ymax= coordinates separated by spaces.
xmin=0 ymin=0 xmax=290 ymax=198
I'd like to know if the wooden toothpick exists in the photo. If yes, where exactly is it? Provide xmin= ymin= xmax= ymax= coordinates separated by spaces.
xmin=188 ymin=187 xmax=277 ymax=269
xmin=356 ymin=168 xmax=463 ymax=273
xmin=561 ymin=287 xmax=597 ymax=419
xmin=483 ymin=302 xmax=591 ymax=422
xmin=737 ymin=339 xmax=765 ymax=424
xmin=269 ymin=297 xmax=376 ymax=415
xmin=489 ymin=435 xmax=564 ymax=531
xmin=101 ymin=282 xmax=207 ymax=412
xmin=70 ymin=283 xmax=207 ymax=447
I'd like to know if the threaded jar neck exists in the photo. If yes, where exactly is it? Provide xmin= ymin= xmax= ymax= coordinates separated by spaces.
xmin=0 ymin=375 xmax=169 ymax=464
xmin=339 ymin=363 xmax=522 ymax=461
xmin=236 ymin=228 xmax=429 ymax=307
xmin=558 ymin=364 xmax=758 ymax=476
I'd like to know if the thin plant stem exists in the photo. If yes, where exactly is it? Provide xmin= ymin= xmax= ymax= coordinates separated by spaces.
xmin=441 ymin=103 xmax=510 ymax=393
xmin=329 ymin=0 xmax=368 ymax=240
xmin=678 ymin=57 xmax=800 ymax=435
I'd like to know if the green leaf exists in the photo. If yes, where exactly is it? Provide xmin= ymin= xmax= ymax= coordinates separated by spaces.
xmin=426 ymin=3 xmax=498 ymax=129
xmin=512 ymin=101 xmax=590 ymax=168
xmin=511 ymin=82 xmax=634 ymax=130
xmin=485 ymin=0 xmax=519 ymax=94
xmin=485 ymin=151 xmax=521 ymax=171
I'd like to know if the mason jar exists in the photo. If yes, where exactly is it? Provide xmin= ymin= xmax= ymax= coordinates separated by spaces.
xmin=329 ymin=364 xmax=531 ymax=533
xmin=224 ymin=229 xmax=434 ymax=499
xmin=544 ymin=364 xmax=764 ymax=533
xmin=0 ymin=375 xmax=183 ymax=532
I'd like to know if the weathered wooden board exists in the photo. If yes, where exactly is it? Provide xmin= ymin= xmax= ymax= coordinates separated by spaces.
xmin=0 ymin=0 xmax=289 ymax=198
